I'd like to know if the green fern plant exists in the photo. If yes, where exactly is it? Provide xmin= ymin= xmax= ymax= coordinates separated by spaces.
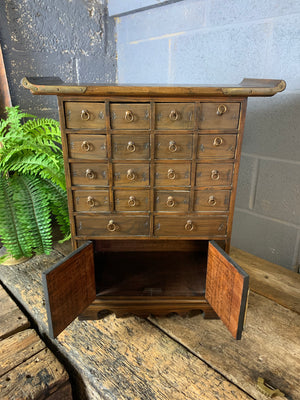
xmin=0 ymin=106 xmax=70 ymax=262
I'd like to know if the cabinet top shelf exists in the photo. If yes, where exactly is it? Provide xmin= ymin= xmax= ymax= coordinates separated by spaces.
xmin=21 ymin=77 xmax=286 ymax=97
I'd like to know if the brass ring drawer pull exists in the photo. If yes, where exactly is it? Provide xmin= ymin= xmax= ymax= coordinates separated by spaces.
xmin=211 ymin=170 xmax=220 ymax=180
xmin=166 ymin=196 xmax=175 ymax=208
xmin=128 ymin=196 xmax=136 ymax=207
xmin=168 ymin=140 xmax=178 ymax=152
xmin=81 ymin=109 xmax=90 ymax=121
xmin=169 ymin=110 xmax=179 ymax=121
xmin=127 ymin=169 xmax=136 ymax=181
xmin=185 ymin=220 xmax=194 ymax=231
xmin=127 ymin=141 xmax=136 ymax=152
xmin=87 ymin=196 xmax=95 ymax=207
xmin=85 ymin=169 xmax=95 ymax=179
xmin=125 ymin=110 xmax=134 ymax=122
xmin=208 ymin=195 xmax=217 ymax=206
xmin=167 ymin=168 xmax=176 ymax=180
xmin=213 ymin=137 xmax=223 ymax=146
xmin=107 ymin=220 xmax=118 ymax=232
xmin=81 ymin=141 xmax=91 ymax=151
xmin=216 ymin=104 xmax=228 ymax=115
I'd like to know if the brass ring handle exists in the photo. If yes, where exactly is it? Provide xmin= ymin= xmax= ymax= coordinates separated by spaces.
xmin=167 ymin=168 xmax=176 ymax=180
xmin=87 ymin=196 xmax=95 ymax=207
xmin=208 ymin=195 xmax=217 ymax=206
xmin=128 ymin=196 xmax=136 ymax=207
xmin=168 ymin=140 xmax=178 ymax=152
xmin=81 ymin=141 xmax=91 ymax=151
xmin=126 ymin=169 xmax=136 ymax=181
xmin=185 ymin=220 xmax=194 ymax=231
xmin=81 ymin=109 xmax=90 ymax=121
xmin=166 ymin=196 xmax=175 ymax=208
xmin=127 ymin=141 xmax=136 ymax=152
xmin=216 ymin=104 xmax=228 ymax=116
xmin=125 ymin=110 xmax=134 ymax=122
xmin=213 ymin=137 xmax=223 ymax=146
xmin=169 ymin=110 xmax=179 ymax=121
xmin=107 ymin=220 xmax=118 ymax=232
xmin=85 ymin=169 xmax=95 ymax=179
xmin=211 ymin=170 xmax=220 ymax=180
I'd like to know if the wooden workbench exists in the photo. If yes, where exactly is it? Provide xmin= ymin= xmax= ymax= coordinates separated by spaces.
xmin=0 ymin=243 xmax=299 ymax=400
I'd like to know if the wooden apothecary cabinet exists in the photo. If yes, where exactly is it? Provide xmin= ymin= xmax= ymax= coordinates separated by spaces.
xmin=23 ymin=77 xmax=285 ymax=339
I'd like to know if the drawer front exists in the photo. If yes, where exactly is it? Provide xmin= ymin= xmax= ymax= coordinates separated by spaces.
xmin=196 ymin=163 xmax=234 ymax=186
xmin=113 ymin=163 xmax=150 ymax=187
xmin=200 ymin=102 xmax=240 ymax=130
xmin=75 ymin=215 xmax=150 ymax=237
xmin=154 ymin=216 xmax=227 ymax=237
xmin=73 ymin=190 xmax=109 ymax=212
xmin=110 ymin=104 xmax=150 ymax=130
xmin=155 ymin=103 xmax=194 ymax=130
xmin=68 ymin=134 xmax=107 ymax=160
xmin=64 ymin=102 xmax=106 ymax=129
xmin=114 ymin=190 xmax=150 ymax=211
xmin=197 ymin=134 xmax=237 ymax=159
xmin=112 ymin=134 xmax=150 ymax=160
xmin=155 ymin=134 xmax=193 ymax=159
xmin=155 ymin=163 xmax=191 ymax=187
xmin=155 ymin=190 xmax=190 ymax=212
xmin=70 ymin=163 xmax=108 ymax=186
xmin=194 ymin=190 xmax=231 ymax=211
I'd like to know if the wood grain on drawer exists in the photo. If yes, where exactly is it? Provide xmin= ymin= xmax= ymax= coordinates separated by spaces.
xmin=110 ymin=104 xmax=150 ymax=130
xmin=155 ymin=163 xmax=191 ymax=186
xmin=73 ymin=190 xmax=109 ymax=212
xmin=194 ymin=190 xmax=231 ymax=211
xmin=155 ymin=103 xmax=194 ymax=130
xmin=112 ymin=134 xmax=150 ymax=160
xmin=155 ymin=134 xmax=193 ymax=159
xmin=70 ymin=163 xmax=108 ymax=186
xmin=154 ymin=216 xmax=227 ymax=237
xmin=75 ymin=215 xmax=150 ymax=237
xmin=196 ymin=163 xmax=234 ymax=186
xmin=64 ymin=102 xmax=105 ymax=129
xmin=68 ymin=134 xmax=107 ymax=159
xmin=113 ymin=163 xmax=150 ymax=186
xmin=114 ymin=190 xmax=150 ymax=211
xmin=155 ymin=190 xmax=189 ymax=212
xmin=197 ymin=134 xmax=237 ymax=159
xmin=200 ymin=102 xmax=240 ymax=130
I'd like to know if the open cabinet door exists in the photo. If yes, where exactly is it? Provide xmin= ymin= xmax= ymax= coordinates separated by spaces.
xmin=42 ymin=241 xmax=95 ymax=338
xmin=205 ymin=241 xmax=249 ymax=340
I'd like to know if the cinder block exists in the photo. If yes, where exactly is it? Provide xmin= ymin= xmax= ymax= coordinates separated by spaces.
xmin=108 ymin=0 xmax=171 ymax=16
xmin=235 ymin=155 xmax=258 ymax=210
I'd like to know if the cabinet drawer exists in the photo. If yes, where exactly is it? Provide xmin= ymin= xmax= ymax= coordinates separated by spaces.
xmin=70 ymin=163 xmax=108 ymax=186
xmin=155 ymin=134 xmax=193 ymax=159
xmin=113 ymin=163 xmax=150 ymax=187
xmin=68 ymin=134 xmax=107 ymax=159
xmin=155 ymin=103 xmax=194 ymax=130
xmin=114 ymin=190 xmax=150 ymax=211
xmin=154 ymin=216 xmax=227 ymax=237
xmin=64 ymin=102 xmax=106 ymax=129
xmin=200 ymin=102 xmax=240 ymax=130
xmin=73 ymin=190 xmax=109 ymax=212
xmin=194 ymin=190 xmax=231 ymax=211
xmin=155 ymin=190 xmax=189 ymax=212
xmin=112 ymin=134 xmax=150 ymax=160
xmin=197 ymin=134 xmax=237 ymax=159
xmin=75 ymin=215 xmax=150 ymax=237
xmin=155 ymin=163 xmax=191 ymax=187
xmin=110 ymin=104 xmax=150 ymax=130
xmin=196 ymin=163 xmax=234 ymax=186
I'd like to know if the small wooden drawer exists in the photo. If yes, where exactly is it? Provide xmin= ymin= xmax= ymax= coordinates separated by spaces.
xmin=113 ymin=163 xmax=150 ymax=187
xmin=114 ymin=190 xmax=150 ymax=211
xmin=67 ymin=134 xmax=107 ymax=159
xmin=194 ymin=190 xmax=231 ymax=211
xmin=155 ymin=134 xmax=193 ymax=159
xmin=197 ymin=134 xmax=237 ymax=159
xmin=155 ymin=190 xmax=189 ymax=212
xmin=112 ymin=134 xmax=150 ymax=160
xmin=110 ymin=104 xmax=150 ymax=130
xmin=154 ymin=216 xmax=227 ymax=237
xmin=73 ymin=190 xmax=109 ymax=212
xmin=196 ymin=163 xmax=234 ymax=186
xmin=155 ymin=163 xmax=191 ymax=187
xmin=75 ymin=215 xmax=150 ymax=237
xmin=200 ymin=102 xmax=240 ymax=130
xmin=70 ymin=163 xmax=108 ymax=186
xmin=155 ymin=103 xmax=194 ymax=130
xmin=64 ymin=102 xmax=106 ymax=129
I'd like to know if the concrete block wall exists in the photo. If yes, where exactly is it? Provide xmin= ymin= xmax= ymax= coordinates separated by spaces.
xmin=109 ymin=0 xmax=300 ymax=271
